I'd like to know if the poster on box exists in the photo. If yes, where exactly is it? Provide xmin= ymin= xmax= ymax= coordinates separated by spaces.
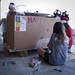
xmin=15 ymin=16 xmax=26 ymax=31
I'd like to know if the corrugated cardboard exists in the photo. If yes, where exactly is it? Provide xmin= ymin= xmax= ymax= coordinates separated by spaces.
xmin=6 ymin=15 xmax=59 ymax=51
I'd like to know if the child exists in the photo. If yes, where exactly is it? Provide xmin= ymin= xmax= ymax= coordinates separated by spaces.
xmin=61 ymin=18 xmax=73 ymax=53
xmin=37 ymin=22 xmax=69 ymax=66
xmin=63 ymin=23 xmax=73 ymax=52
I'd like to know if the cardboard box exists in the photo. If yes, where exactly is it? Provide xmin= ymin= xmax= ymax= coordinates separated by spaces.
xmin=6 ymin=15 xmax=59 ymax=51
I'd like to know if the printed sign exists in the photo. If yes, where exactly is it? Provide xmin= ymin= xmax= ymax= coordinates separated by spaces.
xmin=15 ymin=16 xmax=26 ymax=31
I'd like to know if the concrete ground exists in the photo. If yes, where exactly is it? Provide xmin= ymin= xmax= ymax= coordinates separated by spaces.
xmin=0 ymin=34 xmax=75 ymax=75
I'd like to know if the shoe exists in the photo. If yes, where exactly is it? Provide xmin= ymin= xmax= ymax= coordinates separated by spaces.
xmin=30 ymin=57 xmax=41 ymax=68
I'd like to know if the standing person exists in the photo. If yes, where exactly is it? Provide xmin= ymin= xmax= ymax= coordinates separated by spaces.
xmin=61 ymin=19 xmax=73 ymax=53
xmin=0 ymin=18 xmax=6 ymax=43
xmin=64 ymin=23 xmax=73 ymax=51
xmin=37 ymin=22 xmax=69 ymax=66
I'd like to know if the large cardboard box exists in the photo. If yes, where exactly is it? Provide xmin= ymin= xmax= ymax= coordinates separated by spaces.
xmin=6 ymin=15 xmax=58 ymax=51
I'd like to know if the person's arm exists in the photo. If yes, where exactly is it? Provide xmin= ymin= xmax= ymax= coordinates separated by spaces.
xmin=16 ymin=11 xmax=25 ymax=15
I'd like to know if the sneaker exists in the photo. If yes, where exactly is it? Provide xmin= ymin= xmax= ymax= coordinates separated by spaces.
xmin=30 ymin=57 xmax=41 ymax=68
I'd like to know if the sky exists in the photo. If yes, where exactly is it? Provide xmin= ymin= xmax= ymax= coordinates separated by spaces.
xmin=1 ymin=0 xmax=75 ymax=29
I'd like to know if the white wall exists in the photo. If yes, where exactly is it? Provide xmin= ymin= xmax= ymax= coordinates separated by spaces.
xmin=1 ymin=0 xmax=75 ymax=29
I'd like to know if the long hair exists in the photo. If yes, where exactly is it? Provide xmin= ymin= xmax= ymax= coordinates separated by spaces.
xmin=53 ymin=22 xmax=66 ymax=44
